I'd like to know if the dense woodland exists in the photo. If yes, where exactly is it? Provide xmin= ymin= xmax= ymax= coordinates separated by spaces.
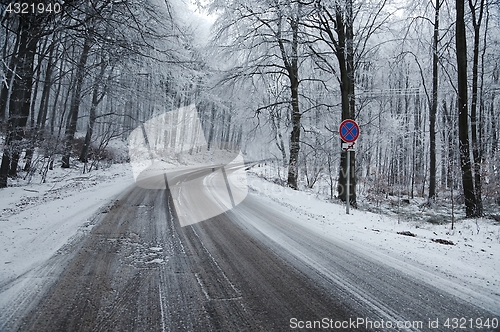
xmin=1 ymin=0 xmax=499 ymax=218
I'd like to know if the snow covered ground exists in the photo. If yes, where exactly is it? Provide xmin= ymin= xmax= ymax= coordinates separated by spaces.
xmin=1 ymin=160 xmax=498 ymax=315
xmin=0 ymin=163 xmax=135 ymax=300
xmin=246 ymin=169 xmax=500 ymax=312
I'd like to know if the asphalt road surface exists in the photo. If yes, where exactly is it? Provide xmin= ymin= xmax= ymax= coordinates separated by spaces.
xmin=5 ymin=165 xmax=498 ymax=331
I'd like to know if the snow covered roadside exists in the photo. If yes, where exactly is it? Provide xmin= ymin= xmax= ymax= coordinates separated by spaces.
xmin=245 ymin=173 xmax=500 ymax=313
xmin=1 ymin=159 xmax=498 ymax=318
xmin=0 ymin=164 xmax=134 ymax=306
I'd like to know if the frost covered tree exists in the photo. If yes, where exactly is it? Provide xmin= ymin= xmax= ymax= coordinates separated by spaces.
xmin=208 ymin=0 xmax=311 ymax=189
xmin=305 ymin=0 xmax=389 ymax=206
xmin=0 ymin=2 xmax=52 ymax=187
xmin=0 ymin=0 xmax=198 ymax=186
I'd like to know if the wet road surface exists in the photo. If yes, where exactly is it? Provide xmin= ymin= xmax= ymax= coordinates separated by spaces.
xmin=4 ymin=166 xmax=498 ymax=331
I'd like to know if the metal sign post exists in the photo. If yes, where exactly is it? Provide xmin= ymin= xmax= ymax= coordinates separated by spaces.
xmin=346 ymin=149 xmax=350 ymax=214
xmin=339 ymin=120 xmax=360 ymax=215
xmin=342 ymin=143 xmax=355 ymax=215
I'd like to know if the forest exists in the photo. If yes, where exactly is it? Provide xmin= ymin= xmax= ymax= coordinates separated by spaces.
xmin=1 ymin=0 xmax=499 ymax=220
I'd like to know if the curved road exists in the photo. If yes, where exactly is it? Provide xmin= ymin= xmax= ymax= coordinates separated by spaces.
xmin=7 ymin=165 xmax=498 ymax=331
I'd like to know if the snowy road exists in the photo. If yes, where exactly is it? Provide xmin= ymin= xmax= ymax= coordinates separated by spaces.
xmin=7 ymin=166 xmax=498 ymax=331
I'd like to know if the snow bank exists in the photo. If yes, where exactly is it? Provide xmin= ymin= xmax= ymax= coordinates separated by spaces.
xmin=0 ymin=163 xmax=134 ymax=288
xmin=245 ymin=172 xmax=500 ymax=312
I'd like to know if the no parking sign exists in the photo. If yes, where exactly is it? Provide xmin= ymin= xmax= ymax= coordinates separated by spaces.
xmin=339 ymin=119 xmax=359 ymax=143
xmin=338 ymin=119 xmax=359 ymax=214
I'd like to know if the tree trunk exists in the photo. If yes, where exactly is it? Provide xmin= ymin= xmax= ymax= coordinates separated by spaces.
xmin=61 ymin=34 xmax=92 ymax=168
xmin=491 ymin=101 xmax=497 ymax=158
xmin=428 ymin=0 xmax=440 ymax=202
xmin=276 ymin=120 xmax=287 ymax=168
xmin=456 ymin=0 xmax=477 ymax=217
xmin=287 ymin=81 xmax=301 ymax=189
xmin=285 ymin=8 xmax=301 ymax=190
xmin=468 ymin=0 xmax=485 ymax=216
xmin=335 ymin=0 xmax=357 ymax=206
xmin=37 ymin=43 xmax=56 ymax=131
xmin=440 ymin=99 xmax=448 ymax=188
xmin=23 ymin=47 xmax=46 ymax=172
xmin=0 ymin=17 xmax=38 ymax=187
xmin=80 ymin=61 xmax=107 ymax=162
xmin=207 ymin=104 xmax=216 ymax=151
xmin=49 ymin=59 xmax=63 ymax=135
xmin=0 ymin=21 xmax=20 ymax=125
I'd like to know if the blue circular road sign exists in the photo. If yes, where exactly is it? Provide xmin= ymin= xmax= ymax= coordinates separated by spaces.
xmin=339 ymin=119 xmax=360 ymax=143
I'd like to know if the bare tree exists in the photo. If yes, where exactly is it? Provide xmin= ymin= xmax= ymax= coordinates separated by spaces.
xmin=456 ymin=0 xmax=477 ymax=217
xmin=306 ymin=0 xmax=388 ymax=206
xmin=428 ymin=0 xmax=442 ymax=203
xmin=468 ymin=0 xmax=486 ymax=216
xmin=209 ymin=0 xmax=310 ymax=189
xmin=0 ymin=10 xmax=41 ymax=187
